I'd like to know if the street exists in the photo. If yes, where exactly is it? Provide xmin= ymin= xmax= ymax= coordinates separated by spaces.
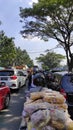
xmin=0 ymin=86 xmax=26 ymax=130
xmin=0 ymin=83 xmax=73 ymax=130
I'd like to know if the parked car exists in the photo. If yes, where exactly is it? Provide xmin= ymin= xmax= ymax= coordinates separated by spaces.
xmin=23 ymin=70 xmax=28 ymax=81
xmin=0 ymin=68 xmax=27 ymax=90
xmin=0 ymin=82 xmax=10 ymax=110
xmin=53 ymin=71 xmax=73 ymax=119
xmin=52 ymin=71 xmax=73 ymax=104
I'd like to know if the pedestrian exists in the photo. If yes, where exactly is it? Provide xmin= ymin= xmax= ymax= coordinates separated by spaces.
xmin=27 ymin=68 xmax=33 ymax=90
xmin=29 ymin=72 xmax=46 ymax=92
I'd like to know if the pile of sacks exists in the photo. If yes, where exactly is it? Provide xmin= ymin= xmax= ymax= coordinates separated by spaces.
xmin=22 ymin=88 xmax=73 ymax=130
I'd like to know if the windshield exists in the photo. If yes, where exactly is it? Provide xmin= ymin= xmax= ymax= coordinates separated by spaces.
xmin=0 ymin=70 xmax=14 ymax=76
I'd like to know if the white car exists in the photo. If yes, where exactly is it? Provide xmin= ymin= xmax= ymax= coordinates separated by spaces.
xmin=23 ymin=70 xmax=28 ymax=80
xmin=0 ymin=68 xmax=27 ymax=90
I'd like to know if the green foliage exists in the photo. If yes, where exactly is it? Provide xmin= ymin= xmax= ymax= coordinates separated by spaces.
xmin=36 ymin=52 xmax=65 ymax=70
xmin=20 ymin=0 xmax=73 ymax=43
xmin=0 ymin=31 xmax=33 ymax=67
xmin=0 ymin=31 xmax=16 ymax=67
xmin=19 ymin=0 xmax=73 ymax=71
xmin=15 ymin=47 xmax=33 ymax=67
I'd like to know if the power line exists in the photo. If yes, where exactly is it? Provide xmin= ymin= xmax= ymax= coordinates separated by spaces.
xmin=27 ymin=45 xmax=59 ymax=54
xmin=27 ymin=51 xmax=46 ymax=54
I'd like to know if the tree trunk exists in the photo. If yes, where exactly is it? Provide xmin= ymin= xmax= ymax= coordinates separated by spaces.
xmin=68 ymin=47 xmax=73 ymax=72
xmin=65 ymin=49 xmax=70 ymax=72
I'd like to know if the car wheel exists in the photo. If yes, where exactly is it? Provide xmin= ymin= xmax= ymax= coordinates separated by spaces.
xmin=4 ymin=94 xmax=10 ymax=108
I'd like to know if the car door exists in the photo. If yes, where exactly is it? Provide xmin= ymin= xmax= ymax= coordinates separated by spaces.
xmin=20 ymin=71 xmax=26 ymax=86
xmin=0 ymin=85 xmax=7 ymax=110
xmin=17 ymin=71 xmax=25 ymax=87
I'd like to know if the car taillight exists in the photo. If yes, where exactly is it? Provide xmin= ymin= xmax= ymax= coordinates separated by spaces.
xmin=10 ymin=75 xmax=17 ymax=80
xmin=60 ymin=88 xmax=67 ymax=99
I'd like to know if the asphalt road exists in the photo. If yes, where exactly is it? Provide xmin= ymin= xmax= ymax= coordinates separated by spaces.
xmin=0 ymin=85 xmax=27 ymax=130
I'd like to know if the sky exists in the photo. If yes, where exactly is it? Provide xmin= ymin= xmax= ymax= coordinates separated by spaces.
xmin=0 ymin=0 xmax=66 ymax=65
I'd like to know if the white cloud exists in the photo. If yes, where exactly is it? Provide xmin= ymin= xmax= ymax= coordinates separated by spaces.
xmin=25 ymin=36 xmax=41 ymax=41
xmin=29 ymin=0 xmax=38 ymax=6
xmin=32 ymin=0 xmax=38 ymax=2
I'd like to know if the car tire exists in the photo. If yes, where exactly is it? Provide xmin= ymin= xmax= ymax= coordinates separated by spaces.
xmin=4 ymin=94 xmax=10 ymax=108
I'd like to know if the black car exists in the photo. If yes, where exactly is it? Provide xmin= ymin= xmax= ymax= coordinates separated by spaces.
xmin=53 ymin=71 xmax=73 ymax=119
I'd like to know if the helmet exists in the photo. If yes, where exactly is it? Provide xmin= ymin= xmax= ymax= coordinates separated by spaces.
xmin=33 ymin=73 xmax=45 ymax=87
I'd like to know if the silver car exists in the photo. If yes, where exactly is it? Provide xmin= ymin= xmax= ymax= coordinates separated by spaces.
xmin=0 ymin=68 xmax=27 ymax=90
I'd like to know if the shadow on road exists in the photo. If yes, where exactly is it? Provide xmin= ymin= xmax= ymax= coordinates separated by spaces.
xmin=0 ymin=86 xmax=26 ymax=130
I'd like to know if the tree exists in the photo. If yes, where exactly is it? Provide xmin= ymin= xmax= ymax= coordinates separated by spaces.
xmin=36 ymin=52 xmax=65 ymax=70
xmin=0 ymin=31 xmax=16 ymax=67
xmin=15 ymin=47 xmax=33 ymax=67
xmin=0 ymin=31 xmax=33 ymax=67
xmin=19 ymin=0 xmax=73 ymax=71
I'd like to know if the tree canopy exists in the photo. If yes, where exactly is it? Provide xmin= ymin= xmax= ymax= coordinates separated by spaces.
xmin=36 ymin=52 xmax=65 ymax=70
xmin=0 ymin=31 xmax=16 ymax=67
xmin=19 ymin=0 xmax=73 ymax=71
xmin=15 ymin=47 xmax=33 ymax=67
xmin=0 ymin=31 xmax=33 ymax=67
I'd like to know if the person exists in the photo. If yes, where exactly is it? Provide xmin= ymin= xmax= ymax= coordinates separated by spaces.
xmin=29 ymin=72 xmax=46 ymax=92
xmin=22 ymin=72 xmax=47 ymax=129
xmin=27 ymin=68 xmax=33 ymax=90
xmin=25 ymin=71 xmax=46 ymax=97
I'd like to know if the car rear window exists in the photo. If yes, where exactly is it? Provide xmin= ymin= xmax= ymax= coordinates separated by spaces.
xmin=0 ymin=70 xmax=14 ymax=76
xmin=61 ymin=74 xmax=73 ymax=84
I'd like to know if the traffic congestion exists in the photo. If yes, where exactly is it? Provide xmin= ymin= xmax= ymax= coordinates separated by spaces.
xmin=0 ymin=66 xmax=73 ymax=130
xmin=1 ymin=0 xmax=73 ymax=130
xmin=19 ymin=67 xmax=73 ymax=130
